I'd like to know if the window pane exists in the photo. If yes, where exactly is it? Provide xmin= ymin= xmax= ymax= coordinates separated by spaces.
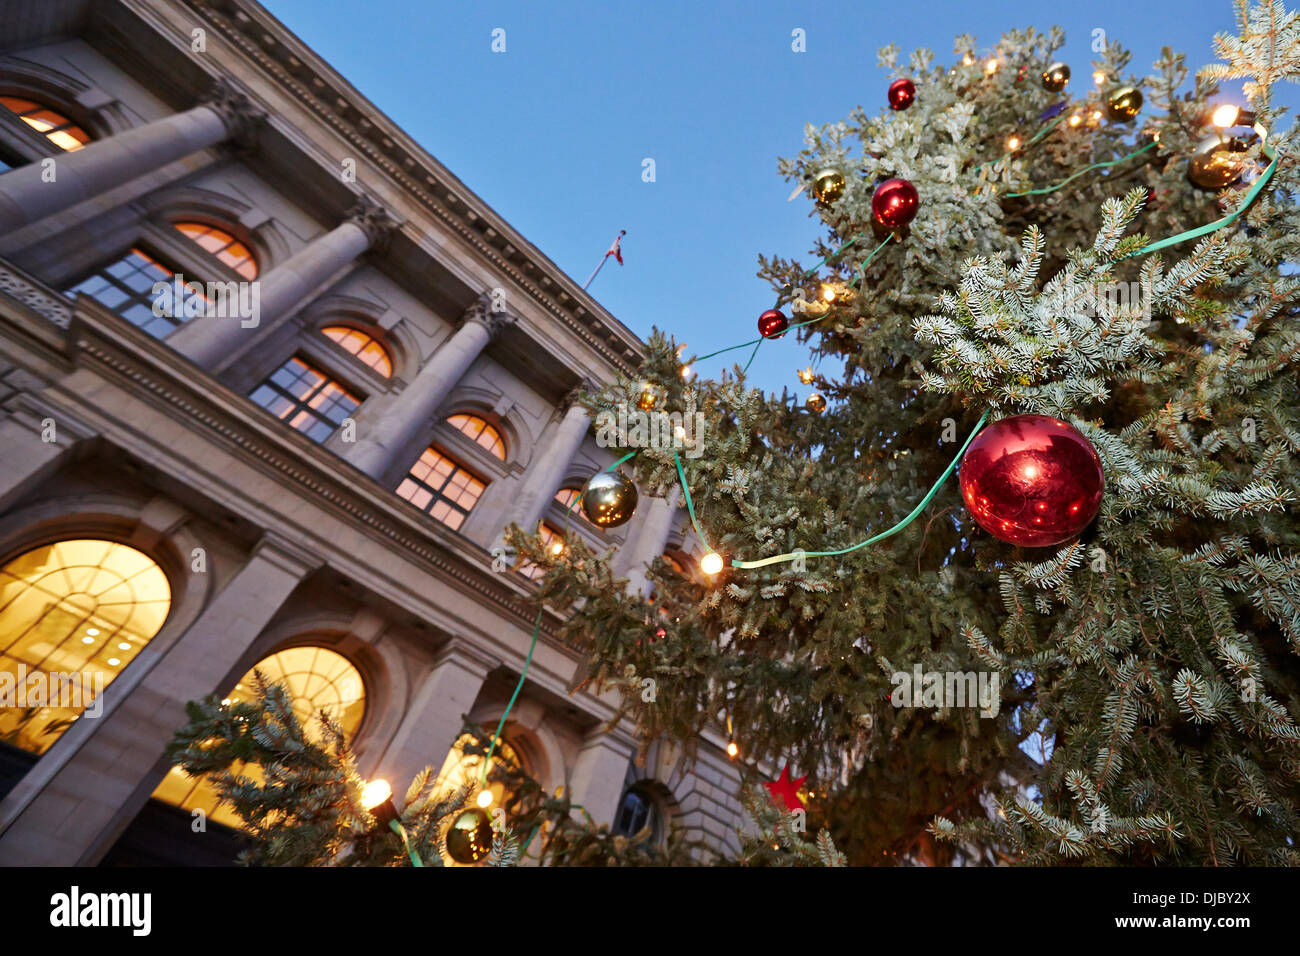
xmin=172 ymin=221 xmax=258 ymax=279
xmin=0 ymin=95 xmax=90 ymax=152
xmin=64 ymin=248 xmax=185 ymax=339
xmin=151 ymin=646 xmax=365 ymax=829
xmin=321 ymin=326 xmax=393 ymax=377
xmin=447 ymin=414 xmax=506 ymax=459
xmin=249 ymin=358 xmax=360 ymax=443
xmin=397 ymin=447 xmax=486 ymax=530
xmin=0 ymin=540 xmax=171 ymax=755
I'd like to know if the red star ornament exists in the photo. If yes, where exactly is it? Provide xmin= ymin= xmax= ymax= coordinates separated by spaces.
xmin=763 ymin=764 xmax=808 ymax=812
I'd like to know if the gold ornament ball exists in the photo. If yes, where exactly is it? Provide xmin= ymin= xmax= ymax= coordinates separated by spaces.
xmin=1041 ymin=62 xmax=1070 ymax=93
xmin=446 ymin=807 xmax=494 ymax=864
xmin=1187 ymin=134 xmax=1248 ymax=190
xmin=812 ymin=169 xmax=846 ymax=205
xmin=580 ymin=470 xmax=638 ymax=528
xmin=806 ymin=392 xmax=827 ymax=414
xmin=635 ymin=381 xmax=665 ymax=412
xmin=1106 ymin=86 xmax=1143 ymax=122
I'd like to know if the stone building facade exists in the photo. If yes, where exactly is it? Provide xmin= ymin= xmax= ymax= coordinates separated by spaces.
xmin=0 ymin=0 xmax=743 ymax=866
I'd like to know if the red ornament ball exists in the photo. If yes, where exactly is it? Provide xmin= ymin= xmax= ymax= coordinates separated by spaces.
xmin=871 ymin=178 xmax=919 ymax=231
xmin=758 ymin=308 xmax=789 ymax=339
xmin=887 ymin=78 xmax=916 ymax=110
xmin=959 ymin=414 xmax=1104 ymax=548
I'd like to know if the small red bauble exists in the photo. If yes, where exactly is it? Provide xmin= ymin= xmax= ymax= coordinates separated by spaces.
xmin=887 ymin=78 xmax=916 ymax=110
xmin=758 ymin=308 xmax=789 ymax=339
xmin=871 ymin=178 xmax=919 ymax=231
xmin=959 ymin=414 xmax=1104 ymax=548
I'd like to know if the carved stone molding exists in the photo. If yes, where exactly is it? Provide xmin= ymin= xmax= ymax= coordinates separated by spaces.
xmin=0 ymin=263 xmax=73 ymax=328
xmin=198 ymin=76 xmax=266 ymax=150
xmin=344 ymin=193 xmax=401 ymax=253
xmin=461 ymin=292 xmax=518 ymax=341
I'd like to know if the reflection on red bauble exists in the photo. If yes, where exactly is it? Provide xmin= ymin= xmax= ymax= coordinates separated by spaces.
xmin=871 ymin=178 xmax=919 ymax=230
xmin=758 ymin=308 xmax=789 ymax=339
xmin=888 ymin=78 xmax=916 ymax=110
xmin=959 ymin=414 xmax=1104 ymax=547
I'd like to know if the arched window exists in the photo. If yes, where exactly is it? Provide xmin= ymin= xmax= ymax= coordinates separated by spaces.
xmin=0 ymin=539 xmax=171 ymax=754
xmin=447 ymin=414 xmax=506 ymax=460
xmin=613 ymin=783 xmax=665 ymax=844
xmin=396 ymin=448 xmax=486 ymax=531
xmin=173 ymin=221 xmax=258 ymax=279
xmin=152 ymin=645 xmax=366 ymax=829
xmin=0 ymin=96 xmax=90 ymax=151
xmin=321 ymin=326 xmax=393 ymax=377
xmin=553 ymin=487 xmax=582 ymax=511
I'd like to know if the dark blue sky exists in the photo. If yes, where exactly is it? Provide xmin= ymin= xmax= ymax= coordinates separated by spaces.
xmin=263 ymin=0 xmax=1290 ymax=397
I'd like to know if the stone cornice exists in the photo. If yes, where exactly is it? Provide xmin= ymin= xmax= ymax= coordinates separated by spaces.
xmin=170 ymin=0 xmax=644 ymax=377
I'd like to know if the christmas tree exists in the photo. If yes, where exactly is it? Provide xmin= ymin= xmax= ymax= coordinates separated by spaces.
xmin=512 ymin=0 xmax=1300 ymax=866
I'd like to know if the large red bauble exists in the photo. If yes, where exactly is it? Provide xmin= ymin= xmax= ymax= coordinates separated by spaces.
xmin=757 ymin=308 xmax=788 ymax=339
xmin=958 ymin=414 xmax=1104 ymax=548
xmin=871 ymin=178 xmax=919 ymax=230
xmin=888 ymin=78 xmax=916 ymax=110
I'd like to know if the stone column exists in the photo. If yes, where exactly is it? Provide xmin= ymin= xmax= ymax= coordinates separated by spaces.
xmin=621 ymin=488 xmax=681 ymax=596
xmin=345 ymin=296 xmax=516 ymax=481
xmin=0 ymin=533 xmax=318 ymax=866
xmin=493 ymin=388 xmax=590 ymax=549
xmin=165 ymin=195 xmax=397 ymax=372
xmin=377 ymin=643 xmax=496 ymax=797
xmin=567 ymin=730 xmax=636 ymax=826
xmin=0 ymin=79 xmax=262 ymax=236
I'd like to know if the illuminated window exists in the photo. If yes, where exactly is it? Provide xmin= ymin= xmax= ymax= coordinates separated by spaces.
xmin=518 ymin=523 xmax=564 ymax=580
xmin=447 ymin=414 xmax=506 ymax=460
xmin=64 ymin=248 xmax=189 ymax=339
xmin=321 ymin=326 xmax=393 ymax=377
xmin=0 ymin=96 xmax=90 ymax=151
xmin=396 ymin=448 xmax=486 ymax=531
xmin=613 ymin=784 xmax=664 ymax=844
xmin=249 ymin=357 xmax=361 ymax=443
xmin=0 ymin=540 xmax=171 ymax=755
xmin=152 ymin=646 xmax=366 ymax=829
xmin=173 ymin=222 xmax=258 ymax=279
xmin=554 ymin=487 xmax=582 ymax=512
xmin=435 ymin=730 xmax=531 ymax=831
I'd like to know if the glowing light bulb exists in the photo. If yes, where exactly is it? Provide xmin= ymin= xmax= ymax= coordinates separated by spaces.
xmin=681 ymin=365 xmax=693 ymax=381
xmin=1091 ymin=109 xmax=1104 ymax=122
xmin=700 ymin=552 xmax=724 ymax=575
xmin=821 ymin=284 xmax=836 ymax=302
xmin=985 ymin=58 xmax=999 ymax=75
xmin=1093 ymin=70 xmax=1106 ymax=86
xmin=962 ymin=53 xmax=974 ymax=66
xmin=673 ymin=424 xmax=686 ymax=441
xmin=1006 ymin=134 xmax=1022 ymax=151
xmin=1068 ymin=114 xmax=1083 ymax=127
xmin=361 ymin=779 xmax=392 ymax=810
xmin=221 ymin=698 xmax=232 ymax=707
xmin=1211 ymin=103 xmax=1240 ymax=128
xmin=477 ymin=790 xmax=494 ymax=809
xmin=727 ymin=741 xmax=739 ymax=758
xmin=550 ymin=541 xmax=564 ymax=556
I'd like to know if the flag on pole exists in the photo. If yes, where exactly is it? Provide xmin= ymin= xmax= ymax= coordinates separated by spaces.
xmin=606 ymin=229 xmax=625 ymax=265
xmin=583 ymin=230 xmax=626 ymax=290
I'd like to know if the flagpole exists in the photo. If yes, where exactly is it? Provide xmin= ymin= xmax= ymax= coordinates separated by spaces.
xmin=583 ymin=230 xmax=625 ymax=290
